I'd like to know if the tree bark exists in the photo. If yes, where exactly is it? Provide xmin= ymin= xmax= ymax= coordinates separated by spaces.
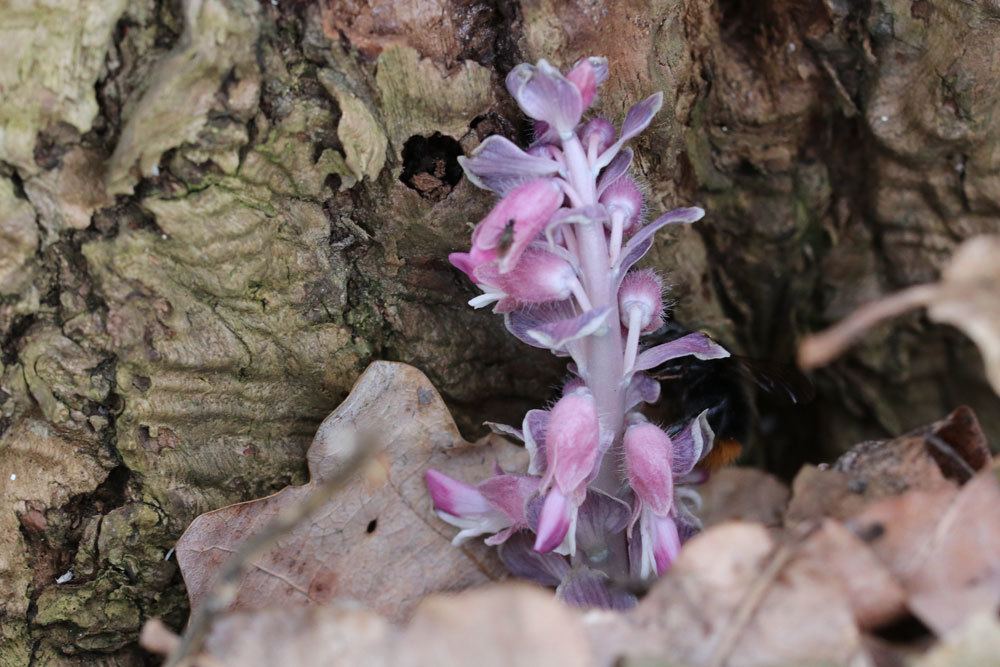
xmin=0 ymin=0 xmax=998 ymax=662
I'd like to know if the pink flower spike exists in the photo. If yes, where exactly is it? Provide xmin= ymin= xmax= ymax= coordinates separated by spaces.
xmin=534 ymin=488 xmax=574 ymax=553
xmin=624 ymin=421 xmax=674 ymax=516
xmin=631 ymin=507 xmax=682 ymax=579
xmin=545 ymin=389 xmax=601 ymax=497
xmin=566 ymin=56 xmax=609 ymax=109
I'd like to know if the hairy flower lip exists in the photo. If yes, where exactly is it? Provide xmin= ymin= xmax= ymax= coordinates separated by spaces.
xmin=625 ymin=421 xmax=675 ymax=518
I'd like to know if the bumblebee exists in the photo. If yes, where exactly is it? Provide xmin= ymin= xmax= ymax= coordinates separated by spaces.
xmin=644 ymin=322 xmax=815 ymax=472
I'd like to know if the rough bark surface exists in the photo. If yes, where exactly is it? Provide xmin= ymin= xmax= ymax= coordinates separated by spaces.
xmin=0 ymin=0 xmax=998 ymax=663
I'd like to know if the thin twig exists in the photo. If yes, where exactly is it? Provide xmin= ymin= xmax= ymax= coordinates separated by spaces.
xmin=706 ymin=524 xmax=817 ymax=667
xmin=164 ymin=437 xmax=375 ymax=667
xmin=798 ymin=284 xmax=939 ymax=370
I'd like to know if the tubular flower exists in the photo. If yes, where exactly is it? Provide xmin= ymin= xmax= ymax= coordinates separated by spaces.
xmin=534 ymin=389 xmax=602 ymax=554
xmin=425 ymin=469 xmax=539 ymax=546
xmin=623 ymin=419 xmax=678 ymax=577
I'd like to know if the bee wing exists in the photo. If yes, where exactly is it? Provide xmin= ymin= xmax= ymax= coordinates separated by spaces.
xmin=736 ymin=357 xmax=816 ymax=404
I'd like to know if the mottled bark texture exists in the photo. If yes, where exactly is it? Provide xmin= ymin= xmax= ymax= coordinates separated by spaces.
xmin=0 ymin=0 xmax=998 ymax=662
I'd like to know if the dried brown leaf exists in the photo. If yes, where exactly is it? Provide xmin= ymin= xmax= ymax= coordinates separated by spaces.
xmin=204 ymin=604 xmax=394 ymax=666
xmin=848 ymin=468 xmax=1000 ymax=635
xmin=785 ymin=410 xmax=973 ymax=524
xmin=176 ymin=361 xmax=528 ymax=621
xmin=791 ymin=520 xmax=907 ymax=629
xmin=596 ymin=523 xmax=865 ymax=667
xmin=400 ymin=584 xmax=595 ymax=667
xmin=698 ymin=467 xmax=790 ymax=528
xmin=196 ymin=584 xmax=592 ymax=667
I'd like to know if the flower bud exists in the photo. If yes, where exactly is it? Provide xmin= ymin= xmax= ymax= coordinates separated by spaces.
xmin=579 ymin=118 xmax=615 ymax=154
xmin=506 ymin=60 xmax=584 ymax=136
xmin=639 ymin=510 xmax=681 ymax=577
xmin=531 ymin=389 xmax=602 ymax=554
xmin=534 ymin=487 xmax=572 ymax=553
xmin=618 ymin=269 xmax=664 ymax=333
xmin=600 ymin=175 xmax=643 ymax=234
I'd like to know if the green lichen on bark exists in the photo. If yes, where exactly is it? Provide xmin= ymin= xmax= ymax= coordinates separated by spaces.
xmin=0 ymin=0 xmax=128 ymax=173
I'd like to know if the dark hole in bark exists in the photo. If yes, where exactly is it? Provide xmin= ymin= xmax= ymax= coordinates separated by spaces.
xmin=399 ymin=133 xmax=464 ymax=202
xmin=366 ymin=518 xmax=378 ymax=534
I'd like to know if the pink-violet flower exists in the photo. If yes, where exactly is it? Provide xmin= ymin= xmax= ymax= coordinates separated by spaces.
xmin=534 ymin=388 xmax=602 ymax=554
xmin=425 ymin=469 xmax=539 ymax=546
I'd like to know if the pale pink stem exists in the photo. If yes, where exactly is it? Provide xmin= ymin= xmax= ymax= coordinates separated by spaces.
xmin=561 ymin=132 xmax=629 ymax=576
xmin=557 ymin=179 xmax=585 ymax=208
xmin=623 ymin=307 xmax=642 ymax=374
xmin=587 ymin=133 xmax=600 ymax=165
xmin=570 ymin=278 xmax=593 ymax=311
xmin=609 ymin=209 xmax=625 ymax=264
xmin=563 ymin=225 xmax=580 ymax=258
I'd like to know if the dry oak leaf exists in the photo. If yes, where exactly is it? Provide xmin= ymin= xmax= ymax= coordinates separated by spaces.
xmin=914 ymin=613 xmax=1000 ymax=667
xmin=176 ymin=361 xmax=528 ymax=622
xmin=590 ymin=522 xmax=866 ymax=667
xmin=197 ymin=584 xmax=593 ymax=667
xmin=789 ymin=519 xmax=907 ymax=630
xmin=784 ymin=406 xmax=987 ymax=524
xmin=698 ymin=467 xmax=790 ymax=529
xmin=847 ymin=467 xmax=1000 ymax=637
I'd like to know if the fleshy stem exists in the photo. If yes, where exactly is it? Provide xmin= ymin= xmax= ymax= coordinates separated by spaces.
xmin=561 ymin=132 xmax=629 ymax=577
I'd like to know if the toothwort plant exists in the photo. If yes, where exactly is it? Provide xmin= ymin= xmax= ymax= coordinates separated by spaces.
xmin=425 ymin=57 xmax=730 ymax=608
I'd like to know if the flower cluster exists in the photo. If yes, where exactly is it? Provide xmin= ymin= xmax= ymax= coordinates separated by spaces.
xmin=425 ymin=57 xmax=729 ymax=607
